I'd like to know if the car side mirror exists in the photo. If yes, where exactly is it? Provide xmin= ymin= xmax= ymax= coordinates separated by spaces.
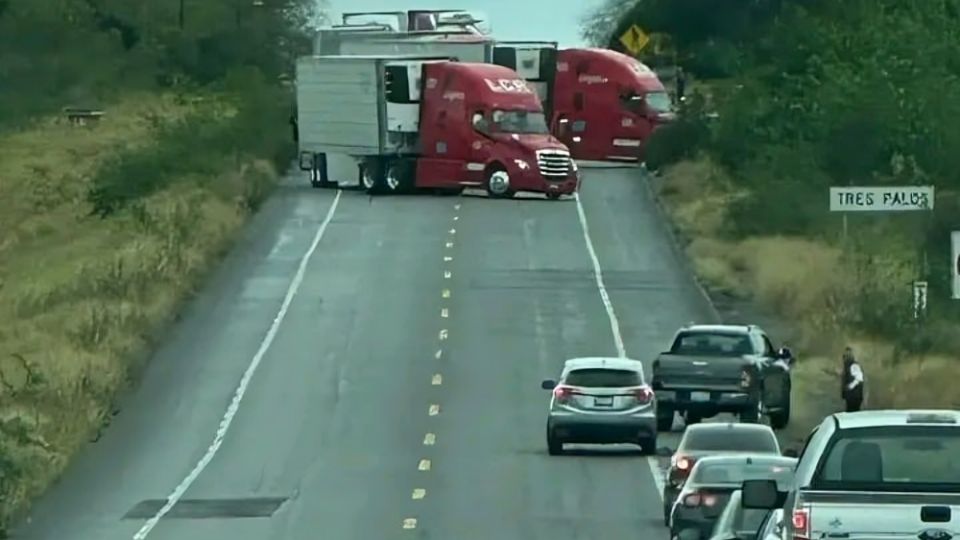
xmin=541 ymin=379 xmax=557 ymax=390
xmin=741 ymin=479 xmax=784 ymax=509
xmin=677 ymin=527 xmax=703 ymax=540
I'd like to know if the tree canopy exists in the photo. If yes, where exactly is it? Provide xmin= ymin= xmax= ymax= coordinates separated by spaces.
xmin=0 ymin=0 xmax=329 ymax=125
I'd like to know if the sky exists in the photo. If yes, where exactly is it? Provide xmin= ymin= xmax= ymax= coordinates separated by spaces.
xmin=323 ymin=0 xmax=605 ymax=48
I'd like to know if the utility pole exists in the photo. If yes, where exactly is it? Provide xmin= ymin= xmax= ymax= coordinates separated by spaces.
xmin=179 ymin=0 xmax=184 ymax=29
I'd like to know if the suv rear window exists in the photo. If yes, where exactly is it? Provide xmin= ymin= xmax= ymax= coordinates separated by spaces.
xmin=671 ymin=331 xmax=755 ymax=356
xmin=813 ymin=426 xmax=960 ymax=492
xmin=565 ymin=368 xmax=642 ymax=387
xmin=681 ymin=428 xmax=779 ymax=453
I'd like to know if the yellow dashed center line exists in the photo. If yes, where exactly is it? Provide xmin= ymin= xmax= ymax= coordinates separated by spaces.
xmin=418 ymin=459 xmax=432 ymax=471
xmin=435 ymin=349 xmax=443 ymax=359
xmin=403 ymin=518 xmax=417 ymax=529
xmin=444 ymin=270 xmax=452 ymax=279
xmin=439 ymin=329 xmax=448 ymax=340
xmin=412 ymin=488 xmax=426 ymax=500
xmin=442 ymin=289 xmax=450 ymax=298
xmin=441 ymin=308 xmax=449 ymax=318
xmin=428 ymin=404 xmax=440 ymax=416
xmin=446 ymin=241 xmax=454 ymax=248
xmin=423 ymin=433 xmax=436 ymax=445
xmin=432 ymin=373 xmax=442 ymax=385
xmin=444 ymin=256 xmax=453 ymax=262
xmin=448 ymin=228 xmax=456 ymax=234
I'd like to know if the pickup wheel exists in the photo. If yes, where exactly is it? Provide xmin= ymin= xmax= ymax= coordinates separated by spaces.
xmin=739 ymin=400 xmax=762 ymax=423
xmin=656 ymin=407 xmax=674 ymax=432
xmin=769 ymin=399 xmax=791 ymax=429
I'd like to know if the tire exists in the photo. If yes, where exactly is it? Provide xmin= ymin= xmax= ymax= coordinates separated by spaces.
xmin=547 ymin=430 xmax=563 ymax=456
xmin=657 ymin=408 xmax=674 ymax=432
xmin=361 ymin=159 xmax=385 ymax=195
xmin=740 ymin=400 xmax=762 ymax=423
xmin=769 ymin=396 xmax=791 ymax=430
xmin=485 ymin=165 xmax=514 ymax=198
xmin=384 ymin=159 xmax=414 ymax=194
xmin=546 ymin=191 xmax=562 ymax=200
xmin=639 ymin=437 xmax=656 ymax=456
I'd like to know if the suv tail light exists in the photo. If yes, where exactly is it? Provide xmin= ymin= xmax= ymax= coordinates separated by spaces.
xmin=633 ymin=385 xmax=654 ymax=404
xmin=553 ymin=385 xmax=574 ymax=403
xmin=792 ymin=508 xmax=810 ymax=539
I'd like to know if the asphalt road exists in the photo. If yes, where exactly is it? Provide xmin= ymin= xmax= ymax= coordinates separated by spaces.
xmin=12 ymin=165 xmax=722 ymax=539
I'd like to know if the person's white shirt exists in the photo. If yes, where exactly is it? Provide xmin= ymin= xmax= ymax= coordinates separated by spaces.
xmin=847 ymin=362 xmax=864 ymax=390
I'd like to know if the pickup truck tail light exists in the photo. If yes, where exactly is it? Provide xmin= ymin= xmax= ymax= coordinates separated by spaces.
xmin=682 ymin=492 xmax=718 ymax=507
xmin=792 ymin=508 xmax=810 ymax=539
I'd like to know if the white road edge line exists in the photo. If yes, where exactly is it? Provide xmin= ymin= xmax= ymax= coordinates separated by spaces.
xmin=132 ymin=189 xmax=344 ymax=539
xmin=572 ymin=190 xmax=666 ymax=503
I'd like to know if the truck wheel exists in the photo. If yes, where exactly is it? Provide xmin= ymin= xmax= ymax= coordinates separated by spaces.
xmin=361 ymin=159 xmax=385 ymax=194
xmin=657 ymin=407 xmax=674 ymax=432
xmin=385 ymin=159 xmax=414 ymax=194
xmin=769 ymin=400 xmax=791 ymax=430
xmin=638 ymin=436 xmax=656 ymax=456
xmin=739 ymin=400 xmax=762 ymax=423
xmin=485 ymin=166 xmax=514 ymax=198
xmin=546 ymin=191 xmax=562 ymax=200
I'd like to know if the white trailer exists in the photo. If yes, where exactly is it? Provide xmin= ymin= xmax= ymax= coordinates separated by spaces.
xmin=302 ymin=26 xmax=558 ymax=189
xmin=296 ymin=54 xmax=448 ymax=189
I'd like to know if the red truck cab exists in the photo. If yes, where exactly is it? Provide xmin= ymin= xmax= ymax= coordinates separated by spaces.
xmin=552 ymin=48 xmax=674 ymax=163
xmin=415 ymin=62 xmax=578 ymax=198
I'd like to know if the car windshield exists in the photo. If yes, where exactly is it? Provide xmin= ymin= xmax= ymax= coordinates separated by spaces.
xmin=681 ymin=428 xmax=779 ymax=453
xmin=691 ymin=460 xmax=794 ymax=486
xmin=644 ymin=91 xmax=672 ymax=113
xmin=814 ymin=425 xmax=960 ymax=492
xmin=565 ymin=368 xmax=642 ymax=387
xmin=671 ymin=331 xmax=755 ymax=356
xmin=491 ymin=109 xmax=549 ymax=134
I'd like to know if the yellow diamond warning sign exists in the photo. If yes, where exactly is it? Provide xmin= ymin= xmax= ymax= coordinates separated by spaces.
xmin=619 ymin=24 xmax=650 ymax=56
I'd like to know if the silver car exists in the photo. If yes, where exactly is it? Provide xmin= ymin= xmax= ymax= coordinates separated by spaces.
xmin=541 ymin=357 xmax=657 ymax=455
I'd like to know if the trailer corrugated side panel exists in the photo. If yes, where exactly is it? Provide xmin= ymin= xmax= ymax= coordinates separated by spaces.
xmin=296 ymin=57 xmax=384 ymax=155
xmin=340 ymin=39 xmax=491 ymax=63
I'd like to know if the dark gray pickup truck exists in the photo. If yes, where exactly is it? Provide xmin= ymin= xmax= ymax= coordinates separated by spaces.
xmin=651 ymin=324 xmax=793 ymax=431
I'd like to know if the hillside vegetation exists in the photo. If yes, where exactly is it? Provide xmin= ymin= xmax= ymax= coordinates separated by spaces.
xmin=583 ymin=0 xmax=960 ymax=435
xmin=0 ymin=0 xmax=325 ymax=529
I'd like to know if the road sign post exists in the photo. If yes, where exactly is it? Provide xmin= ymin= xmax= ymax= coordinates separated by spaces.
xmin=913 ymin=280 xmax=928 ymax=320
xmin=829 ymin=185 xmax=936 ymax=316
xmin=952 ymin=231 xmax=960 ymax=300
xmin=618 ymin=24 xmax=650 ymax=57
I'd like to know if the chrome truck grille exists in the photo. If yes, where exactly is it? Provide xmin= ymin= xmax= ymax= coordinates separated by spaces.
xmin=536 ymin=149 xmax=571 ymax=179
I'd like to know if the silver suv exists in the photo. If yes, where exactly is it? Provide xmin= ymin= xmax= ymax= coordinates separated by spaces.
xmin=541 ymin=357 xmax=657 ymax=455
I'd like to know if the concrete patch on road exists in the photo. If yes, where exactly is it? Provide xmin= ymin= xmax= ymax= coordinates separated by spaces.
xmin=123 ymin=497 xmax=288 ymax=519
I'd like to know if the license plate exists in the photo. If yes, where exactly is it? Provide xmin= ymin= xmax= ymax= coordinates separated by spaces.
xmin=691 ymin=391 xmax=710 ymax=402
xmin=594 ymin=396 xmax=614 ymax=406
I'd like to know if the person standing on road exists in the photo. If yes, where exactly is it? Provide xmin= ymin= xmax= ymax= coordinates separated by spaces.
xmin=840 ymin=346 xmax=865 ymax=412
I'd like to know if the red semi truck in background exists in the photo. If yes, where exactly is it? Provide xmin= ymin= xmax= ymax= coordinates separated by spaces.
xmin=313 ymin=9 xmax=674 ymax=163
xmin=296 ymin=54 xmax=578 ymax=198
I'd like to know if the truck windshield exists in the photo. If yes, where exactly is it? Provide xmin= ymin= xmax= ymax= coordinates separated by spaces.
xmin=644 ymin=91 xmax=672 ymax=113
xmin=813 ymin=425 xmax=960 ymax=492
xmin=491 ymin=109 xmax=549 ymax=134
xmin=671 ymin=331 xmax=756 ymax=356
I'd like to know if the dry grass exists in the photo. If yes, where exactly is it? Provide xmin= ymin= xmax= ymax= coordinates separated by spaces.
xmin=0 ymin=93 xmax=278 ymax=525
xmin=655 ymin=157 xmax=960 ymax=441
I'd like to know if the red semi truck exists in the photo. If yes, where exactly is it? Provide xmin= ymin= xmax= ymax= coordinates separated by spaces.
xmin=314 ymin=9 xmax=674 ymax=163
xmin=296 ymin=54 xmax=578 ymax=198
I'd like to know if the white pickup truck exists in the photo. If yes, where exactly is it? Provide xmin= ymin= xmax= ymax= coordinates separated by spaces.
xmin=741 ymin=409 xmax=960 ymax=540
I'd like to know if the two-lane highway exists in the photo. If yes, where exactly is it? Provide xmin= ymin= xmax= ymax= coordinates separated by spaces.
xmin=12 ymin=165 xmax=720 ymax=539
